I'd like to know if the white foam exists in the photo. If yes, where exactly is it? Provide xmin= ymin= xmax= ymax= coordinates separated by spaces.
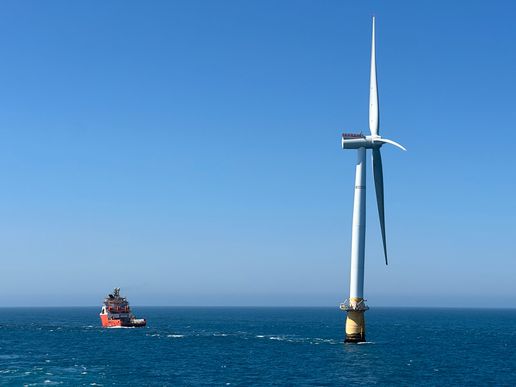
xmin=167 ymin=334 xmax=184 ymax=338
xmin=313 ymin=338 xmax=338 ymax=345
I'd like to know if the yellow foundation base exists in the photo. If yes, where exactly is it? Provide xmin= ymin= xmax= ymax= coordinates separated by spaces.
xmin=345 ymin=310 xmax=366 ymax=343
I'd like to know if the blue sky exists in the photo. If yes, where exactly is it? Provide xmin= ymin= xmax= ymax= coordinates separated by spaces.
xmin=0 ymin=0 xmax=514 ymax=306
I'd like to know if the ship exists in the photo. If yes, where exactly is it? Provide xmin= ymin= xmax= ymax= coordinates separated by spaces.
xmin=100 ymin=288 xmax=146 ymax=328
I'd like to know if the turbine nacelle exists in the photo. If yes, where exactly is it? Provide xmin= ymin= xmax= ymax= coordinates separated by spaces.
xmin=342 ymin=133 xmax=406 ymax=151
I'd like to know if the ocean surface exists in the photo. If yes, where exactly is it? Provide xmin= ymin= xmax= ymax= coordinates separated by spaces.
xmin=0 ymin=307 xmax=515 ymax=385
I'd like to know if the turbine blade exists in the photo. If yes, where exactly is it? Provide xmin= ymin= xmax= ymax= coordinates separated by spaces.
xmin=372 ymin=148 xmax=388 ymax=265
xmin=376 ymin=138 xmax=407 ymax=151
xmin=369 ymin=16 xmax=379 ymax=137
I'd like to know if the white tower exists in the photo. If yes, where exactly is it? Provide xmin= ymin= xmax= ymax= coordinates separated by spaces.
xmin=340 ymin=17 xmax=405 ymax=343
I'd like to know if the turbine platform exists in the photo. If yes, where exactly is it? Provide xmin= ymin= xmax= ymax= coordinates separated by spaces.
xmin=341 ymin=299 xmax=368 ymax=343
xmin=339 ymin=299 xmax=369 ymax=312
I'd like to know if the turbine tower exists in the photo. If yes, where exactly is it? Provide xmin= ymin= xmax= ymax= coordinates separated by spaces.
xmin=340 ymin=17 xmax=405 ymax=343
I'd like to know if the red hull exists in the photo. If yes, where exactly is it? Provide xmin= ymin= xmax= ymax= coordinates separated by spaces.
xmin=100 ymin=313 xmax=146 ymax=328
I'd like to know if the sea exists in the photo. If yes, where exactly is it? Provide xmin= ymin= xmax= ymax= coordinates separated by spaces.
xmin=0 ymin=307 xmax=515 ymax=386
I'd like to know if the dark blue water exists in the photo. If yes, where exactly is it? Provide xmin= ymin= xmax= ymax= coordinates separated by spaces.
xmin=0 ymin=307 xmax=515 ymax=385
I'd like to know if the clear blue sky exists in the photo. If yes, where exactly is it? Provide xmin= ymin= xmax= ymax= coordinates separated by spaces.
xmin=0 ymin=0 xmax=514 ymax=306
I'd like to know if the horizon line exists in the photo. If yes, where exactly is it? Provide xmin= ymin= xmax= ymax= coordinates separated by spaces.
xmin=1 ymin=305 xmax=515 ymax=310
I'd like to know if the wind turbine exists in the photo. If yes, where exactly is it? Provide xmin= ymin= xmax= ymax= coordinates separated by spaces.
xmin=340 ymin=17 xmax=405 ymax=343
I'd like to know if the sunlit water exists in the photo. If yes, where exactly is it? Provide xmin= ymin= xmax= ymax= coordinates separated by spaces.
xmin=0 ymin=307 xmax=515 ymax=385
